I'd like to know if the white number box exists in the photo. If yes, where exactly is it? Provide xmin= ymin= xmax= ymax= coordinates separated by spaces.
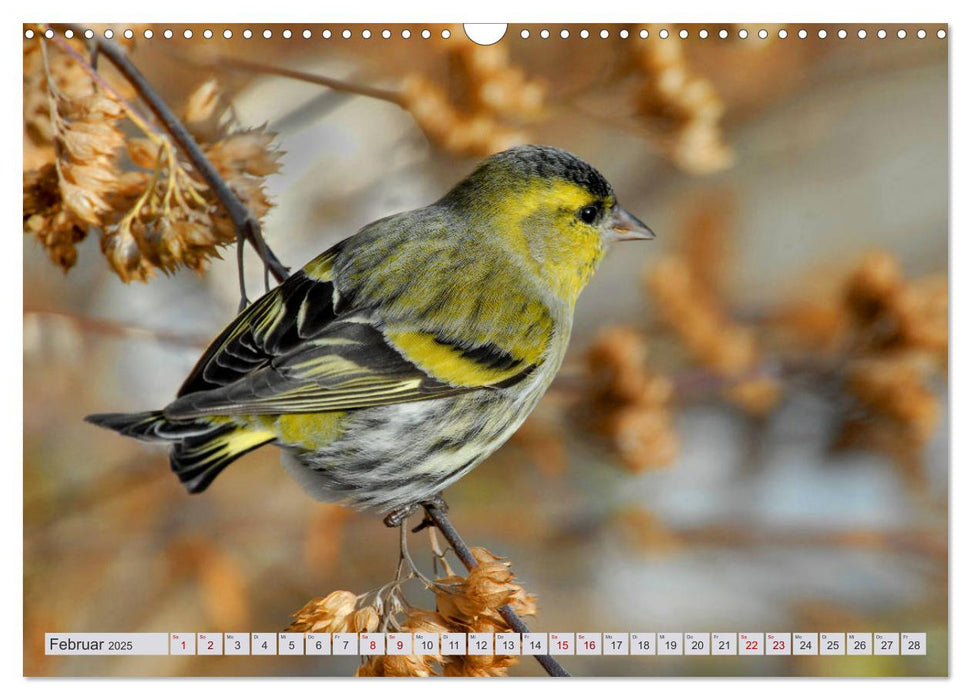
xmin=658 ymin=632 xmax=683 ymax=655
xmin=603 ymin=633 xmax=629 ymax=655
xmin=359 ymin=632 xmax=385 ymax=656
xmin=468 ymin=632 xmax=493 ymax=656
xmin=685 ymin=633 xmax=709 ymax=655
xmin=495 ymin=633 xmax=521 ymax=655
xmin=874 ymin=633 xmax=899 ymax=655
xmin=386 ymin=632 xmax=412 ymax=655
xmin=224 ymin=633 xmax=249 ymax=655
xmin=793 ymin=633 xmax=818 ymax=655
xmin=252 ymin=633 xmax=277 ymax=655
xmin=712 ymin=633 xmax=737 ymax=655
xmin=630 ymin=633 xmax=656 ymax=655
xmin=522 ymin=633 xmax=547 ymax=655
xmin=332 ymin=632 xmax=358 ymax=655
xmin=279 ymin=632 xmax=303 ymax=655
xmin=902 ymin=633 xmax=927 ymax=656
xmin=441 ymin=633 xmax=467 ymax=655
xmin=820 ymin=633 xmax=845 ymax=655
xmin=577 ymin=633 xmax=602 ymax=656
xmin=413 ymin=632 xmax=438 ymax=656
xmin=169 ymin=633 xmax=195 ymax=656
xmin=739 ymin=632 xmax=764 ymax=655
xmin=549 ymin=633 xmax=575 ymax=655
xmin=766 ymin=632 xmax=791 ymax=655
xmin=197 ymin=633 xmax=222 ymax=656
xmin=306 ymin=633 xmax=331 ymax=655
xmin=847 ymin=632 xmax=872 ymax=656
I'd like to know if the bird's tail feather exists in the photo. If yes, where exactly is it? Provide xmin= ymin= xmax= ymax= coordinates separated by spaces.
xmin=85 ymin=411 xmax=274 ymax=494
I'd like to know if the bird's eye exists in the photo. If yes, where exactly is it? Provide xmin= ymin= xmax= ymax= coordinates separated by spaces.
xmin=578 ymin=205 xmax=600 ymax=224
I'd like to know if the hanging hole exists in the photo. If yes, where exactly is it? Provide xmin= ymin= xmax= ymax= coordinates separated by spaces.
xmin=463 ymin=23 xmax=506 ymax=45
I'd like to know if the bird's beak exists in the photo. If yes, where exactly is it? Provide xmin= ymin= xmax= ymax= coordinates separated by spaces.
xmin=604 ymin=206 xmax=655 ymax=242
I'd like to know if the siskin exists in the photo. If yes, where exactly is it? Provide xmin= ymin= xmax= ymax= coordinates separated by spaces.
xmin=87 ymin=145 xmax=653 ymax=521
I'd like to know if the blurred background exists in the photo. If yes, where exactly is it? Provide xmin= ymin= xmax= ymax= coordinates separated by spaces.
xmin=23 ymin=23 xmax=947 ymax=676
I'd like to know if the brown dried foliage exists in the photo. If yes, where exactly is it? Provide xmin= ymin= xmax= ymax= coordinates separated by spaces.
xmin=290 ymin=546 xmax=536 ymax=677
xmin=287 ymin=590 xmax=380 ymax=634
xmin=833 ymin=252 xmax=947 ymax=472
xmin=632 ymin=25 xmax=734 ymax=174
xmin=586 ymin=326 xmax=680 ymax=472
xmin=401 ymin=32 xmax=546 ymax=157
xmin=647 ymin=256 xmax=781 ymax=415
xmin=23 ymin=39 xmax=282 ymax=282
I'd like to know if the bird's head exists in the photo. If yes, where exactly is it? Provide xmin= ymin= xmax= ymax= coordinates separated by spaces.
xmin=441 ymin=145 xmax=654 ymax=305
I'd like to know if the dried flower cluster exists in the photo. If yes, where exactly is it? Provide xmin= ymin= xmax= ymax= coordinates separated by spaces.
xmin=647 ymin=256 xmax=782 ymax=415
xmin=401 ymin=35 xmax=546 ymax=157
xmin=287 ymin=590 xmax=380 ymax=634
xmin=585 ymin=327 xmax=680 ymax=471
xmin=23 ymin=40 xmax=127 ymax=271
xmin=835 ymin=252 xmax=947 ymax=471
xmin=433 ymin=546 xmax=536 ymax=677
xmin=288 ymin=547 xmax=536 ymax=677
xmin=23 ymin=38 xmax=282 ymax=282
xmin=632 ymin=25 xmax=734 ymax=174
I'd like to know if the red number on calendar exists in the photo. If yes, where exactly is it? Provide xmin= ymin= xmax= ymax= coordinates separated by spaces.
xmin=181 ymin=641 xmax=186 ymax=650
xmin=772 ymin=641 xmax=784 ymax=650
xmin=746 ymin=640 xmax=758 ymax=650
xmin=369 ymin=641 xmax=376 ymax=651
xmin=584 ymin=641 xmax=595 ymax=650
xmin=207 ymin=641 xmax=214 ymax=650
xmin=396 ymin=641 xmax=403 ymax=650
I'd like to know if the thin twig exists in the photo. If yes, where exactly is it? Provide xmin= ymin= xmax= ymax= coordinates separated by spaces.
xmin=214 ymin=57 xmax=405 ymax=107
xmin=421 ymin=499 xmax=571 ymax=678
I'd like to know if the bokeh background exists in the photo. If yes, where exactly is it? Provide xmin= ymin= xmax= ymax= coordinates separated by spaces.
xmin=23 ymin=23 xmax=948 ymax=676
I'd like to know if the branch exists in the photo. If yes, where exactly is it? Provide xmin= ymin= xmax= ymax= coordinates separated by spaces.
xmin=216 ymin=57 xmax=405 ymax=107
xmin=52 ymin=24 xmax=290 ymax=305
xmin=421 ymin=499 xmax=571 ymax=678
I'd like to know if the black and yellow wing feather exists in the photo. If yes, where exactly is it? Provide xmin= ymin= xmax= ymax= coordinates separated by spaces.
xmin=164 ymin=244 xmax=545 ymax=420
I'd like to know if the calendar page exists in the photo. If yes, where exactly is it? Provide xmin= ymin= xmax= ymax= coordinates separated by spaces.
xmin=21 ymin=15 xmax=949 ymax=681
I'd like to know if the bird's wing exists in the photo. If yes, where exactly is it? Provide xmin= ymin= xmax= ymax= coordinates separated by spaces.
xmin=176 ymin=245 xmax=345 ymax=397
xmin=166 ymin=248 xmax=547 ymax=419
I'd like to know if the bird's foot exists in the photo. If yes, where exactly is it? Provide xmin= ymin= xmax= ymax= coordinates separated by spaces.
xmin=382 ymin=493 xmax=449 ymax=531
xmin=411 ymin=493 xmax=449 ymax=533
xmin=383 ymin=503 xmax=418 ymax=528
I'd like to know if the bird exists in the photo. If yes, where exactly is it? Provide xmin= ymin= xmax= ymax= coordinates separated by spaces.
xmin=86 ymin=145 xmax=654 ymax=523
